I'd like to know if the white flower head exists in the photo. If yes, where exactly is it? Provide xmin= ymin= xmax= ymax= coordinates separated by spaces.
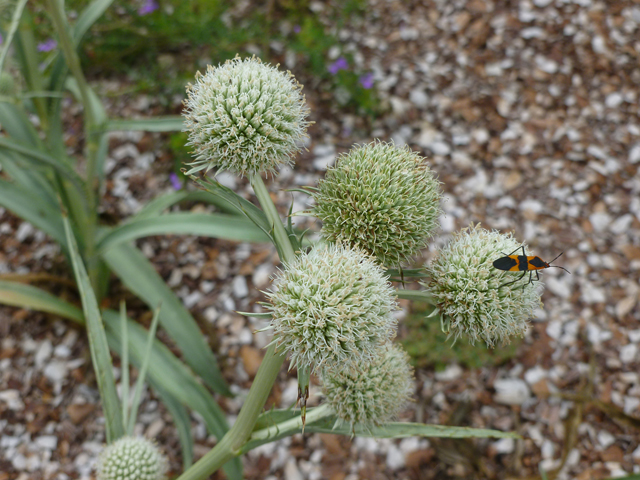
xmin=96 ymin=436 xmax=168 ymax=480
xmin=312 ymin=141 xmax=442 ymax=267
xmin=423 ymin=224 xmax=542 ymax=347
xmin=321 ymin=343 xmax=414 ymax=431
xmin=183 ymin=55 xmax=310 ymax=177
xmin=266 ymin=243 xmax=398 ymax=370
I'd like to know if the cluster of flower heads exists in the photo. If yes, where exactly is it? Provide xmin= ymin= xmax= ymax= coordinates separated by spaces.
xmin=96 ymin=436 xmax=168 ymax=480
xmin=423 ymin=224 xmax=542 ymax=347
xmin=180 ymin=55 xmax=543 ymax=433
xmin=182 ymin=56 xmax=310 ymax=178
xmin=312 ymin=141 xmax=443 ymax=267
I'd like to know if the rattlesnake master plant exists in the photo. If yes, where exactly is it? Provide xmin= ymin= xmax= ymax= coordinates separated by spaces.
xmin=265 ymin=242 xmax=398 ymax=370
xmin=182 ymin=55 xmax=310 ymax=177
xmin=96 ymin=436 xmax=168 ymax=480
xmin=311 ymin=141 xmax=442 ymax=267
xmin=321 ymin=343 xmax=414 ymax=431
xmin=423 ymin=224 xmax=542 ymax=347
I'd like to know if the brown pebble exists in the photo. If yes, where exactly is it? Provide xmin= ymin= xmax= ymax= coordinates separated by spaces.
xmin=240 ymin=345 xmax=263 ymax=378
xmin=66 ymin=403 xmax=94 ymax=424
xmin=405 ymin=448 xmax=434 ymax=468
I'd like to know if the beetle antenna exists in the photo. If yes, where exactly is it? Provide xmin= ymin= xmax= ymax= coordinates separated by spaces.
xmin=549 ymin=265 xmax=571 ymax=274
xmin=548 ymin=251 xmax=564 ymax=264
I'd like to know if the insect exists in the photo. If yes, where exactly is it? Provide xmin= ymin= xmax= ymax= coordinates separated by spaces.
xmin=493 ymin=246 xmax=571 ymax=290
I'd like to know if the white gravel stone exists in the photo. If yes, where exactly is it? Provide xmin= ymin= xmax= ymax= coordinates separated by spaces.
xmin=35 ymin=340 xmax=53 ymax=368
xmin=605 ymin=92 xmax=624 ymax=108
xmin=610 ymin=214 xmax=633 ymax=234
xmin=524 ymin=366 xmax=547 ymax=385
xmin=493 ymin=438 xmax=515 ymax=454
xmin=386 ymin=444 xmax=404 ymax=470
xmin=409 ymin=88 xmax=429 ymax=109
xmin=252 ymin=263 xmax=273 ymax=288
xmin=580 ymin=282 xmax=606 ymax=304
xmin=35 ymin=436 xmax=58 ymax=450
xmin=624 ymin=396 xmax=640 ymax=415
xmin=545 ymin=277 xmax=571 ymax=299
xmin=43 ymin=361 xmax=67 ymax=383
xmin=434 ymin=363 xmax=463 ymax=381
xmin=589 ymin=212 xmax=611 ymax=231
xmin=619 ymin=343 xmax=637 ymax=364
xmin=494 ymin=378 xmax=530 ymax=405
xmin=629 ymin=143 xmax=640 ymax=164
xmin=232 ymin=275 xmax=249 ymax=299
xmin=597 ymin=430 xmax=616 ymax=449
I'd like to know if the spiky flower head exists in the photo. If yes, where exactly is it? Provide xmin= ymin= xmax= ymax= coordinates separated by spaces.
xmin=312 ymin=141 xmax=442 ymax=267
xmin=422 ymin=224 xmax=542 ymax=347
xmin=321 ymin=343 xmax=414 ymax=431
xmin=96 ymin=436 xmax=168 ymax=480
xmin=182 ymin=55 xmax=310 ymax=177
xmin=266 ymin=243 xmax=398 ymax=370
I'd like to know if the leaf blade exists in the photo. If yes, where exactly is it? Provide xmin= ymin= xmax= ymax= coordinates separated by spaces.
xmin=97 ymin=212 xmax=271 ymax=253
xmin=105 ymin=116 xmax=184 ymax=132
xmin=0 ymin=280 xmax=83 ymax=324
xmin=63 ymin=215 xmax=124 ymax=442
xmin=101 ymin=243 xmax=232 ymax=396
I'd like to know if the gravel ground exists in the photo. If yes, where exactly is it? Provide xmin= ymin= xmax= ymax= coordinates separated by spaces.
xmin=2 ymin=0 xmax=640 ymax=479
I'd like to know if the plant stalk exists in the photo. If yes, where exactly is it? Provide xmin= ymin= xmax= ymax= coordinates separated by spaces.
xmin=177 ymin=172 xmax=296 ymax=479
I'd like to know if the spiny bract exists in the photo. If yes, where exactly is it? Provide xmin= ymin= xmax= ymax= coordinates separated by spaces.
xmin=183 ymin=55 xmax=310 ymax=177
xmin=96 ymin=436 xmax=168 ymax=480
xmin=312 ymin=141 xmax=442 ymax=267
xmin=321 ymin=343 xmax=414 ymax=431
xmin=266 ymin=243 xmax=398 ymax=370
xmin=423 ymin=224 xmax=542 ymax=347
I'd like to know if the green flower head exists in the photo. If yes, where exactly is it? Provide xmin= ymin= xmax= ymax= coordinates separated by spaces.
xmin=321 ymin=343 xmax=414 ymax=431
xmin=96 ymin=436 xmax=168 ymax=480
xmin=312 ymin=141 xmax=442 ymax=267
xmin=183 ymin=55 xmax=310 ymax=177
xmin=266 ymin=243 xmax=398 ymax=370
xmin=423 ymin=224 xmax=543 ymax=347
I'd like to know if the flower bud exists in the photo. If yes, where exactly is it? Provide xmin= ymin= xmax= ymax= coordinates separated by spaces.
xmin=183 ymin=55 xmax=310 ymax=177
xmin=422 ymin=224 xmax=542 ymax=347
xmin=321 ymin=343 xmax=414 ymax=431
xmin=266 ymin=243 xmax=398 ymax=369
xmin=312 ymin=141 xmax=442 ymax=267
xmin=96 ymin=436 xmax=168 ymax=480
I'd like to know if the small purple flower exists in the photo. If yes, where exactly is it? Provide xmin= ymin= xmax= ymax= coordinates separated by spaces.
xmin=293 ymin=25 xmax=301 ymax=34
xmin=328 ymin=56 xmax=349 ymax=75
xmin=359 ymin=72 xmax=374 ymax=89
xmin=169 ymin=172 xmax=182 ymax=190
xmin=138 ymin=0 xmax=159 ymax=15
xmin=37 ymin=39 xmax=57 ymax=52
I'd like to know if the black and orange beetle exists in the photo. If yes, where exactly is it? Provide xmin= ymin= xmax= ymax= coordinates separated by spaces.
xmin=493 ymin=246 xmax=571 ymax=290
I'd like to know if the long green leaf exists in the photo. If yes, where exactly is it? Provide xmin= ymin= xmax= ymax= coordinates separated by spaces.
xmin=0 ymin=280 xmax=83 ymax=323
xmin=96 ymin=212 xmax=270 ymax=253
xmin=0 ymin=178 xmax=67 ymax=247
xmin=0 ymin=137 xmax=85 ymax=191
xmin=153 ymin=384 xmax=194 ymax=470
xmin=101 ymin=243 xmax=232 ymax=396
xmin=105 ymin=116 xmax=184 ymax=132
xmin=73 ymin=0 xmax=115 ymax=43
xmin=132 ymin=191 xmax=239 ymax=220
xmin=0 ymin=151 xmax=59 ymax=207
xmin=0 ymin=0 xmax=28 ymax=72
xmin=102 ymin=310 xmax=242 ymax=480
xmin=0 ymin=102 xmax=41 ymax=146
xmin=193 ymin=177 xmax=271 ymax=233
xmin=63 ymin=215 xmax=124 ymax=442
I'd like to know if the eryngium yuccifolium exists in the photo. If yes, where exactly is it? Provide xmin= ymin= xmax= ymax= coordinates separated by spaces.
xmin=96 ymin=436 xmax=168 ymax=480
xmin=312 ymin=141 xmax=442 ymax=267
xmin=423 ymin=224 xmax=542 ymax=347
xmin=321 ymin=343 xmax=414 ymax=431
xmin=266 ymin=243 xmax=398 ymax=369
xmin=182 ymin=55 xmax=310 ymax=177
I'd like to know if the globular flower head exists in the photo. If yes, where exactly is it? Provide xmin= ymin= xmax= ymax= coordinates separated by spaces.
xmin=266 ymin=243 xmax=398 ymax=370
xmin=183 ymin=55 xmax=310 ymax=177
xmin=96 ymin=436 xmax=168 ymax=480
xmin=312 ymin=141 xmax=442 ymax=267
xmin=422 ymin=224 xmax=542 ymax=347
xmin=321 ymin=343 xmax=414 ymax=431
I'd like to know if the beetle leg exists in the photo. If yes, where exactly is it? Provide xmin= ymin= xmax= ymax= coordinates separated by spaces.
xmin=500 ymin=270 xmax=527 ymax=289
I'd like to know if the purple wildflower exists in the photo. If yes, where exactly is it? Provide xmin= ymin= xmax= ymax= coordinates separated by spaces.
xmin=359 ymin=72 xmax=374 ymax=89
xmin=293 ymin=25 xmax=301 ymax=34
xmin=328 ymin=56 xmax=349 ymax=75
xmin=138 ymin=0 xmax=159 ymax=15
xmin=169 ymin=172 xmax=182 ymax=190
xmin=37 ymin=39 xmax=57 ymax=52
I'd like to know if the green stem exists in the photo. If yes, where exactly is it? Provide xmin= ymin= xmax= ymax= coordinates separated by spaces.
xmin=46 ymin=0 xmax=101 ymax=288
xmin=396 ymin=288 xmax=436 ymax=304
xmin=177 ymin=172 xmax=296 ymax=480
